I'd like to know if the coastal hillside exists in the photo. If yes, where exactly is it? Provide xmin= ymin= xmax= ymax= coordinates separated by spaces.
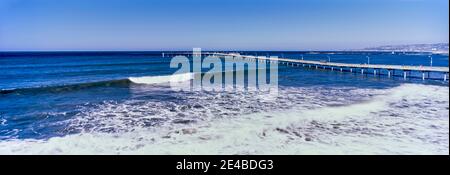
xmin=362 ymin=43 xmax=449 ymax=54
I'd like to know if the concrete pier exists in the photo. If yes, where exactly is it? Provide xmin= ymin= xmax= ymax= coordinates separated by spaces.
xmin=206 ymin=53 xmax=449 ymax=81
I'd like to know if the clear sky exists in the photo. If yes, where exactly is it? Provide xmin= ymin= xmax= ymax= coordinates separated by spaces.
xmin=0 ymin=0 xmax=448 ymax=51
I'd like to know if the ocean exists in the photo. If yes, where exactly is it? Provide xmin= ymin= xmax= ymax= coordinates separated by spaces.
xmin=0 ymin=51 xmax=448 ymax=154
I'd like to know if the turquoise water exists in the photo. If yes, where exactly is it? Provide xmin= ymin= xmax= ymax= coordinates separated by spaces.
xmin=0 ymin=51 xmax=448 ymax=154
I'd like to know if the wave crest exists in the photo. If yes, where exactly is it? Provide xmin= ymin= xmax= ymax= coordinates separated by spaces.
xmin=128 ymin=73 xmax=194 ymax=85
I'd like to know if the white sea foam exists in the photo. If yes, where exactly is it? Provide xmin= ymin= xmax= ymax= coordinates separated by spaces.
xmin=129 ymin=73 xmax=194 ymax=85
xmin=0 ymin=118 xmax=6 ymax=126
xmin=0 ymin=84 xmax=448 ymax=155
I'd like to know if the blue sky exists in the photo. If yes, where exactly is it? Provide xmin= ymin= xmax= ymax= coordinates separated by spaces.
xmin=0 ymin=0 xmax=448 ymax=51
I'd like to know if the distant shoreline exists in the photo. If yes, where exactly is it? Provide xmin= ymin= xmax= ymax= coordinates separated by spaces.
xmin=357 ymin=43 xmax=449 ymax=55
xmin=0 ymin=50 xmax=448 ymax=54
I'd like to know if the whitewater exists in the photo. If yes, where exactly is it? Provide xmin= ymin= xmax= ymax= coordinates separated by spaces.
xmin=0 ymin=83 xmax=447 ymax=155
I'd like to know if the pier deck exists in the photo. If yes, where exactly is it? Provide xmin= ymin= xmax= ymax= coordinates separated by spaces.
xmin=212 ymin=53 xmax=449 ymax=81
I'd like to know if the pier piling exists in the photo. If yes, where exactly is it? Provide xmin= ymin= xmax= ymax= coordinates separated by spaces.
xmin=211 ymin=53 xmax=449 ymax=81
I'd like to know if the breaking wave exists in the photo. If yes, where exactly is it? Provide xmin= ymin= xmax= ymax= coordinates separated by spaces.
xmin=0 ymin=73 xmax=198 ymax=95
xmin=129 ymin=73 xmax=195 ymax=85
xmin=0 ymin=83 xmax=448 ymax=155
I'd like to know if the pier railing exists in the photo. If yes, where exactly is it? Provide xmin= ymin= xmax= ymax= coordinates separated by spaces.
xmin=159 ymin=51 xmax=449 ymax=81
xmin=212 ymin=52 xmax=449 ymax=81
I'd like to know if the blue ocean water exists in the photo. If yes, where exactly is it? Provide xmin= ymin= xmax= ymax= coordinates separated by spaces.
xmin=0 ymin=51 xmax=448 ymax=154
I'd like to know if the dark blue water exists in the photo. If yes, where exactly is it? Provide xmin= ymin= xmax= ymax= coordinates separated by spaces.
xmin=0 ymin=51 xmax=448 ymax=142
